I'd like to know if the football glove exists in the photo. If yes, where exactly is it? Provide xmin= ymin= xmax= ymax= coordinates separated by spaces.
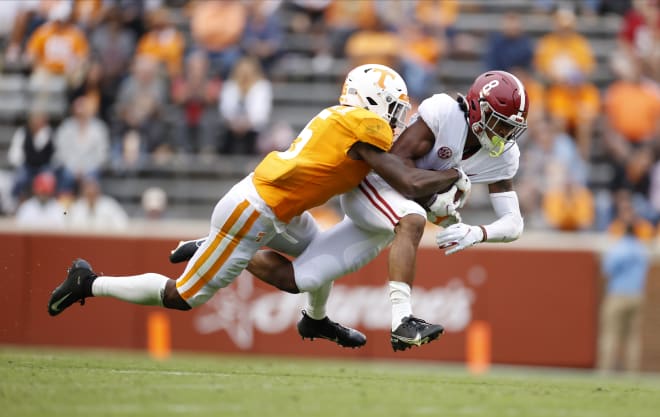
xmin=436 ymin=223 xmax=485 ymax=255
xmin=427 ymin=185 xmax=459 ymax=217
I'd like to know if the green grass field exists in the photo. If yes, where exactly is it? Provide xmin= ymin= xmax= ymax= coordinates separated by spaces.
xmin=2 ymin=347 xmax=659 ymax=417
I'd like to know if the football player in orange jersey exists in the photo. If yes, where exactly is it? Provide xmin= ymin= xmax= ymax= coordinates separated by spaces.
xmin=47 ymin=64 xmax=464 ymax=348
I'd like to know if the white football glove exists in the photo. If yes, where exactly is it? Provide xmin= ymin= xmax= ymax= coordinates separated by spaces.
xmin=427 ymin=185 xmax=458 ymax=217
xmin=454 ymin=167 xmax=471 ymax=208
xmin=436 ymin=223 xmax=485 ymax=255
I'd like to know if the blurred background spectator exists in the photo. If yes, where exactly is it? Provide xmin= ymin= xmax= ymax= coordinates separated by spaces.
xmin=398 ymin=23 xmax=445 ymax=107
xmin=190 ymin=0 xmax=246 ymax=79
xmin=534 ymin=7 xmax=599 ymax=160
xmin=135 ymin=7 xmax=184 ymax=79
xmin=218 ymin=55 xmax=272 ymax=155
xmin=66 ymin=175 xmax=128 ymax=230
xmin=52 ymin=94 xmax=109 ymax=199
xmin=344 ymin=15 xmax=399 ymax=70
xmin=26 ymin=1 xmax=89 ymax=96
xmin=618 ymin=0 xmax=660 ymax=80
xmin=598 ymin=195 xmax=650 ymax=373
xmin=483 ymin=12 xmax=534 ymax=73
xmin=170 ymin=50 xmax=222 ymax=155
xmin=141 ymin=186 xmax=168 ymax=220
xmin=14 ymin=171 xmax=65 ymax=229
xmin=516 ymin=117 xmax=589 ymax=229
xmin=111 ymin=55 xmax=168 ymax=171
xmin=8 ymin=107 xmax=54 ymax=204
xmin=598 ymin=51 xmax=660 ymax=227
xmin=89 ymin=7 xmax=137 ymax=122
xmin=241 ymin=0 xmax=284 ymax=76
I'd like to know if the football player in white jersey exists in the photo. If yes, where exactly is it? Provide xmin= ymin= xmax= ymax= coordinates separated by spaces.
xmin=171 ymin=70 xmax=529 ymax=351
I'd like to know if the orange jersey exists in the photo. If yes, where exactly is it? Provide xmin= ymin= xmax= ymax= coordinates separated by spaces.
xmin=27 ymin=22 xmax=89 ymax=74
xmin=253 ymin=105 xmax=393 ymax=222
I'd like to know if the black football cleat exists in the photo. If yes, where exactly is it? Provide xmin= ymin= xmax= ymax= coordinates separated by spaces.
xmin=391 ymin=316 xmax=444 ymax=352
xmin=297 ymin=311 xmax=367 ymax=348
xmin=169 ymin=238 xmax=206 ymax=263
xmin=48 ymin=258 xmax=97 ymax=316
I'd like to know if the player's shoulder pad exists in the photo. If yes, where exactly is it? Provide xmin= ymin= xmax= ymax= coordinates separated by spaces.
xmin=351 ymin=109 xmax=393 ymax=151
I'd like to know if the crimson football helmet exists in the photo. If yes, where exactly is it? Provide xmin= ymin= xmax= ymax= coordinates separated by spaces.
xmin=465 ymin=70 xmax=529 ymax=157
xmin=339 ymin=64 xmax=411 ymax=129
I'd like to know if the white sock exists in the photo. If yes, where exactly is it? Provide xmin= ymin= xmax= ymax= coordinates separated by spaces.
xmin=305 ymin=282 xmax=332 ymax=320
xmin=389 ymin=281 xmax=412 ymax=331
xmin=92 ymin=273 xmax=169 ymax=306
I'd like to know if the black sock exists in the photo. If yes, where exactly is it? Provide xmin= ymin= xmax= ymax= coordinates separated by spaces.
xmin=82 ymin=275 xmax=97 ymax=297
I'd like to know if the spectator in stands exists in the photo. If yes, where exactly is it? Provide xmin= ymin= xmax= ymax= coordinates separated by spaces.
xmin=287 ymin=0 xmax=331 ymax=33
xmin=286 ymin=0 xmax=333 ymax=73
xmin=619 ymin=0 xmax=660 ymax=79
xmin=53 ymin=95 xmax=110 ymax=197
xmin=90 ymin=6 xmax=137 ymax=118
xmin=534 ymin=7 xmax=600 ymax=160
xmin=218 ymin=56 xmax=272 ymax=155
xmin=171 ymin=51 xmax=222 ymax=155
xmin=15 ymin=171 xmax=66 ymax=229
xmin=413 ymin=0 xmax=459 ymax=32
xmin=3 ymin=0 xmax=54 ymax=67
xmin=344 ymin=15 xmax=400 ymax=70
xmin=8 ymin=107 xmax=55 ymax=203
xmin=607 ymin=188 xmax=656 ymax=240
xmin=69 ymin=60 xmax=112 ymax=124
xmin=72 ymin=0 xmax=107 ymax=33
xmin=398 ymin=23 xmax=445 ymax=106
xmin=483 ymin=12 xmax=534 ymax=73
xmin=600 ymin=52 xmax=660 ymax=225
xmin=141 ymin=186 xmax=168 ymax=220
xmin=135 ymin=7 xmax=185 ymax=78
xmin=598 ymin=196 xmax=649 ymax=373
xmin=241 ymin=0 xmax=284 ymax=76
xmin=373 ymin=0 xmax=416 ymax=31
xmin=104 ymin=0 xmax=162 ymax=40
xmin=322 ymin=0 xmax=376 ymax=59
xmin=66 ymin=175 xmax=128 ymax=230
xmin=517 ymin=117 xmax=590 ymax=229
xmin=25 ymin=1 xmax=89 ymax=92
xmin=111 ymin=55 xmax=168 ymax=172
xmin=542 ymin=169 xmax=595 ymax=231
xmin=190 ymin=0 xmax=246 ymax=79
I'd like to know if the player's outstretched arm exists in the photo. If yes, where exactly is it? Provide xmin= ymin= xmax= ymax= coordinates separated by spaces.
xmin=435 ymin=179 xmax=524 ymax=255
xmin=351 ymin=142 xmax=459 ymax=199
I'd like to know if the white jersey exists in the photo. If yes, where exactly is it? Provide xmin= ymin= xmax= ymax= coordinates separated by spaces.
xmin=292 ymin=94 xmax=521 ymax=291
xmin=415 ymin=93 xmax=519 ymax=184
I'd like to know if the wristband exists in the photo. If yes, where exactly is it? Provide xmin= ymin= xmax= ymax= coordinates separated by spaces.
xmin=478 ymin=225 xmax=488 ymax=242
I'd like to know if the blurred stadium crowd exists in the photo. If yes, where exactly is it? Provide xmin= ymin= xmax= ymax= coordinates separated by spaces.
xmin=0 ymin=0 xmax=658 ymax=236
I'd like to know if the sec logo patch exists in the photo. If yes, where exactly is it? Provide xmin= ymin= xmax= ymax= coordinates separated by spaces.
xmin=437 ymin=146 xmax=453 ymax=159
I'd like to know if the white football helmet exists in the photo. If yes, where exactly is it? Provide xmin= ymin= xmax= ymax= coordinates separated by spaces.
xmin=339 ymin=64 xmax=411 ymax=129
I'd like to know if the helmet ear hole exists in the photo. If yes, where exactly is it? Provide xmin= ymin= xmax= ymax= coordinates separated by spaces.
xmin=366 ymin=97 xmax=378 ymax=106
